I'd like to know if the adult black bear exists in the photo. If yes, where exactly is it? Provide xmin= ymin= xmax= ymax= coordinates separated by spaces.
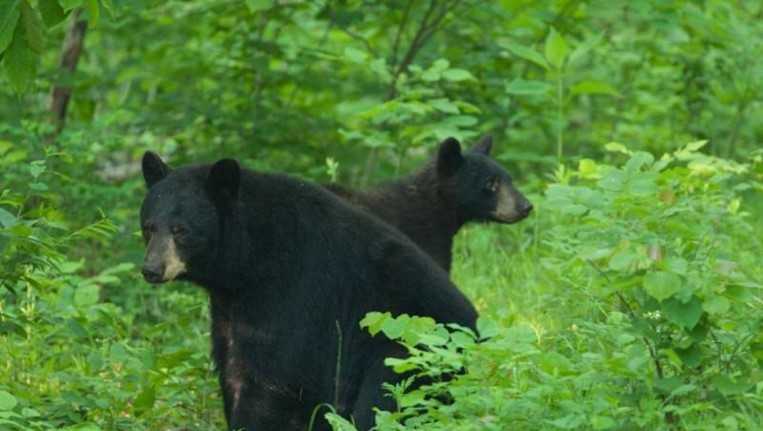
xmin=325 ymin=136 xmax=533 ymax=272
xmin=139 ymin=153 xmax=478 ymax=431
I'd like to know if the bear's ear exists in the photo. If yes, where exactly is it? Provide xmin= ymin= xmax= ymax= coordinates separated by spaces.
xmin=207 ymin=158 xmax=240 ymax=202
xmin=142 ymin=151 xmax=171 ymax=188
xmin=471 ymin=135 xmax=493 ymax=156
xmin=436 ymin=137 xmax=464 ymax=177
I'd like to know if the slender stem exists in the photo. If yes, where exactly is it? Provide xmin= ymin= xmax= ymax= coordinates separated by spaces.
xmin=556 ymin=72 xmax=564 ymax=163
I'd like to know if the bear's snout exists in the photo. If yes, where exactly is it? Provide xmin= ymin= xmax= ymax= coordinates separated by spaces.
xmin=142 ymin=264 xmax=165 ymax=284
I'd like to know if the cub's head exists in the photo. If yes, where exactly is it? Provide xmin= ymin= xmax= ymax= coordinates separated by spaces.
xmin=139 ymin=152 xmax=240 ymax=284
xmin=435 ymin=136 xmax=533 ymax=224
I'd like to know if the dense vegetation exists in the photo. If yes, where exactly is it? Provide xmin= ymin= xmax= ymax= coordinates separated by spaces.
xmin=1 ymin=1 xmax=762 ymax=429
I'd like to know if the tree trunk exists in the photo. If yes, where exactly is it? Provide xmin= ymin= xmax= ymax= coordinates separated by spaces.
xmin=49 ymin=9 xmax=88 ymax=140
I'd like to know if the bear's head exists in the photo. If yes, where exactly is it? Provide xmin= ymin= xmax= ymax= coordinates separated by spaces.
xmin=435 ymin=136 xmax=533 ymax=224
xmin=139 ymin=152 xmax=240 ymax=284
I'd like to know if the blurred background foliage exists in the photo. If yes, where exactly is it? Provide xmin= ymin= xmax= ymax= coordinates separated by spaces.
xmin=1 ymin=0 xmax=762 ymax=429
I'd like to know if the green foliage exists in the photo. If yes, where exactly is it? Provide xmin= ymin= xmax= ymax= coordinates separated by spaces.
xmin=329 ymin=148 xmax=762 ymax=430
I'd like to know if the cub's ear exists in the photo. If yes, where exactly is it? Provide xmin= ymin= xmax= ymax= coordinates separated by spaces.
xmin=142 ymin=151 xmax=171 ymax=188
xmin=471 ymin=135 xmax=493 ymax=156
xmin=436 ymin=137 xmax=464 ymax=177
xmin=207 ymin=158 xmax=240 ymax=202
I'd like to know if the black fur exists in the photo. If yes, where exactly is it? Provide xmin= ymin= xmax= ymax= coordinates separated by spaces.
xmin=326 ymin=136 xmax=532 ymax=272
xmin=139 ymin=154 xmax=478 ymax=431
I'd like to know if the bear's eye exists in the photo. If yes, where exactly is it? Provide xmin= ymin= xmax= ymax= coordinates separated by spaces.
xmin=171 ymin=225 xmax=188 ymax=237
xmin=142 ymin=222 xmax=154 ymax=239
xmin=483 ymin=177 xmax=499 ymax=193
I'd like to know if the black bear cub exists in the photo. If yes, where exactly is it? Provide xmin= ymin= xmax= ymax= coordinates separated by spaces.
xmin=140 ymin=152 xmax=477 ymax=431
xmin=326 ymin=136 xmax=533 ymax=272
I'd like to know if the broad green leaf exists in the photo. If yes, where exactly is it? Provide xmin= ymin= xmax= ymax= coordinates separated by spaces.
xmin=624 ymin=151 xmax=654 ymax=173
xmin=712 ymin=374 xmax=752 ymax=396
xmin=0 ymin=207 xmax=16 ymax=227
xmin=684 ymin=140 xmax=707 ymax=152
xmin=544 ymin=28 xmax=569 ymax=69
xmin=4 ymin=19 xmax=37 ymax=93
xmin=476 ymin=317 xmax=499 ymax=339
xmin=21 ymin=407 xmax=39 ymax=417
xmin=441 ymin=68 xmax=474 ymax=82
xmin=74 ymin=284 xmax=100 ymax=307
xmin=39 ymin=0 xmax=65 ymax=28
xmin=430 ymin=98 xmax=459 ymax=114
xmin=662 ymin=296 xmax=703 ymax=329
xmin=0 ymin=391 xmax=17 ymax=411
xmin=578 ymin=158 xmax=600 ymax=179
xmin=0 ymin=1 xmax=20 ymax=53
xmin=604 ymin=142 xmax=630 ymax=154
xmin=343 ymin=46 xmax=367 ymax=63
xmin=665 ymin=256 xmax=688 ymax=275
xmin=676 ymin=344 xmax=703 ymax=367
xmin=591 ymin=416 xmax=616 ymax=430
xmin=609 ymin=249 xmax=637 ymax=271
xmin=504 ymin=42 xmax=549 ymax=69
xmin=643 ymin=271 xmax=681 ymax=302
xmin=359 ymin=311 xmax=389 ymax=336
xmin=703 ymin=295 xmax=730 ymax=315
xmin=505 ymin=79 xmax=551 ymax=96
xmin=571 ymin=79 xmax=619 ymax=96
xmin=133 ymin=385 xmax=156 ymax=414
xmin=20 ymin=0 xmax=44 ymax=53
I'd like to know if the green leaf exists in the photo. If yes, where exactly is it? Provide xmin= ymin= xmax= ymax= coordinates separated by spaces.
xmin=343 ymin=46 xmax=367 ymax=63
xmin=591 ymin=416 xmax=616 ymax=430
xmin=643 ymin=271 xmax=681 ymax=302
xmin=4 ymin=18 xmax=37 ymax=93
xmin=676 ymin=344 xmax=703 ymax=367
xmin=20 ymin=0 xmax=44 ymax=53
xmin=604 ymin=142 xmax=630 ymax=154
xmin=476 ymin=317 xmax=499 ymax=339
xmin=570 ymin=79 xmax=619 ymax=96
xmin=662 ymin=296 xmax=703 ymax=329
xmin=0 ymin=207 xmax=16 ymax=227
xmin=0 ymin=1 xmax=20 ymax=53
xmin=0 ymin=391 xmax=17 ymax=411
xmin=430 ymin=98 xmax=459 ymax=114
xmin=503 ymin=42 xmax=549 ymax=69
xmin=505 ymin=79 xmax=551 ymax=96
xmin=133 ymin=385 xmax=156 ymax=415
xmin=38 ymin=0 xmax=65 ymax=28
xmin=544 ymin=28 xmax=569 ymax=69
xmin=712 ymin=374 xmax=752 ymax=396
xmin=703 ymin=295 xmax=730 ymax=315
xmin=624 ymin=151 xmax=654 ymax=173
xmin=74 ymin=284 xmax=100 ymax=307
xmin=359 ymin=311 xmax=390 ymax=336
xmin=608 ymin=249 xmax=637 ymax=271
xmin=441 ymin=68 xmax=474 ymax=82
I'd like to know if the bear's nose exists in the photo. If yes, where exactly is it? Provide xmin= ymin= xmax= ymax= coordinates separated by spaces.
xmin=142 ymin=266 xmax=164 ymax=283
xmin=520 ymin=201 xmax=533 ymax=216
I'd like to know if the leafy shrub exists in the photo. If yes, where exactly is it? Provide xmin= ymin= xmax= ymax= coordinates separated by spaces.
xmin=328 ymin=145 xmax=762 ymax=430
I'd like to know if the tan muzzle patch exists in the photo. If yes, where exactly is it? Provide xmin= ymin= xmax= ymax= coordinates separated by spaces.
xmin=493 ymin=183 xmax=521 ymax=223
xmin=163 ymin=238 xmax=187 ymax=280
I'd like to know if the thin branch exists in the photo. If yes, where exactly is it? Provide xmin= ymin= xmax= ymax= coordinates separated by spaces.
xmin=390 ymin=0 xmax=415 ymax=67
xmin=339 ymin=27 xmax=378 ymax=57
